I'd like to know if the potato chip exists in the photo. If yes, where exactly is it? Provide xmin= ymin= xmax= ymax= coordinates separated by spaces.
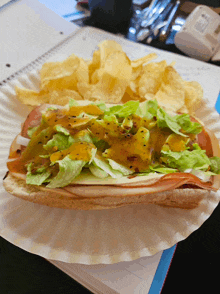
xmin=40 ymin=56 xmax=89 ymax=92
xmin=14 ymin=40 xmax=205 ymax=114
xmin=153 ymin=66 xmax=185 ymax=112
xmin=15 ymin=87 xmax=49 ymax=106
xmin=131 ymin=53 xmax=157 ymax=68
xmin=91 ymin=68 xmax=105 ymax=84
xmin=183 ymin=81 xmax=203 ymax=114
xmin=78 ymin=73 xmax=127 ymax=103
xmin=88 ymin=50 xmax=101 ymax=82
xmin=40 ymin=54 xmax=80 ymax=88
xmin=104 ymin=51 xmax=132 ymax=79
xmin=48 ymin=89 xmax=83 ymax=105
xmin=77 ymin=51 xmax=132 ymax=103
xmin=98 ymin=40 xmax=123 ymax=68
xmin=76 ymin=58 xmax=89 ymax=84
xmin=122 ymin=84 xmax=145 ymax=103
xmin=138 ymin=60 xmax=167 ymax=97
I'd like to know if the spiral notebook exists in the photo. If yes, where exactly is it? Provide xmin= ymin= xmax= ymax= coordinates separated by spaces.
xmin=0 ymin=1 xmax=219 ymax=293
xmin=48 ymin=245 xmax=176 ymax=294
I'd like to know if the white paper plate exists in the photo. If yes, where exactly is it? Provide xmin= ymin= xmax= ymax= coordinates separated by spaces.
xmin=0 ymin=29 xmax=220 ymax=264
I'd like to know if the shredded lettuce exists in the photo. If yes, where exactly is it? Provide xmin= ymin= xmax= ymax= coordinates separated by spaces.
xmin=92 ymin=101 xmax=107 ymax=112
xmin=157 ymin=108 xmax=187 ymax=137
xmin=107 ymin=101 xmax=140 ymax=117
xmin=46 ymin=156 xmax=86 ymax=188
xmin=73 ymin=131 xmax=93 ymax=144
xmin=108 ymin=159 xmax=133 ymax=175
xmin=92 ymin=138 xmax=110 ymax=152
xmin=92 ymin=156 xmax=123 ymax=178
xmin=27 ymin=126 xmax=39 ymax=138
xmin=69 ymin=99 xmax=79 ymax=107
xmin=26 ymin=163 xmax=51 ymax=186
xmin=43 ymin=133 xmax=71 ymax=152
xmin=161 ymin=148 xmax=211 ymax=172
xmin=23 ymin=100 xmax=220 ymax=189
xmin=137 ymin=99 xmax=158 ymax=118
xmin=209 ymin=157 xmax=220 ymax=174
xmin=54 ymin=125 xmax=70 ymax=135
xmin=175 ymin=114 xmax=202 ymax=134
xmin=103 ymin=114 xmax=118 ymax=124
xmin=89 ymin=164 xmax=108 ymax=178
xmin=149 ymin=166 xmax=178 ymax=174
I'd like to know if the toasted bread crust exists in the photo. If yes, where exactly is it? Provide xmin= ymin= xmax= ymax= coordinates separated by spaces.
xmin=3 ymin=172 xmax=209 ymax=210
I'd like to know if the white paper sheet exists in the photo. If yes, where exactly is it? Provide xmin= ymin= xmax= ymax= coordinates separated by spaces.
xmin=49 ymin=251 xmax=163 ymax=294
xmin=0 ymin=0 xmax=79 ymax=82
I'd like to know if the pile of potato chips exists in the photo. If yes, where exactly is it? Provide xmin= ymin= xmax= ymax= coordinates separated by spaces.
xmin=15 ymin=40 xmax=203 ymax=114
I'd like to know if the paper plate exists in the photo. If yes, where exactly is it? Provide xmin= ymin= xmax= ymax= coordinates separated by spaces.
xmin=0 ymin=33 xmax=220 ymax=264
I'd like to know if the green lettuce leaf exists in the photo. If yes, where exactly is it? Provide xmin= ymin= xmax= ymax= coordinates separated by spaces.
xmin=54 ymin=125 xmax=70 ymax=135
xmin=27 ymin=126 xmax=39 ymax=138
xmin=157 ymin=108 xmax=187 ymax=137
xmin=187 ymin=169 xmax=217 ymax=181
xmin=73 ymin=131 xmax=93 ymax=143
xmin=107 ymin=101 xmax=140 ymax=118
xmin=92 ymin=101 xmax=107 ymax=112
xmin=46 ymin=156 xmax=86 ymax=188
xmin=89 ymin=164 xmax=108 ymax=178
xmin=108 ymin=159 xmax=133 ymax=175
xmin=43 ymin=133 xmax=71 ymax=151
xmin=161 ymin=148 xmax=211 ymax=171
xmin=121 ymin=116 xmax=133 ymax=131
xmin=103 ymin=114 xmax=118 ymax=124
xmin=69 ymin=99 xmax=79 ymax=107
xmin=137 ymin=99 xmax=158 ymax=118
xmin=93 ymin=156 xmax=123 ymax=178
xmin=175 ymin=114 xmax=202 ymax=134
xmin=209 ymin=157 xmax=220 ymax=174
xmin=149 ymin=166 xmax=178 ymax=174
xmin=26 ymin=163 xmax=51 ymax=186
xmin=92 ymin=137 xmax=110 ymax=152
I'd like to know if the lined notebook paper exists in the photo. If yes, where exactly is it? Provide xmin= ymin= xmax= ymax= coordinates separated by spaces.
xmin=0 ymin=0 xmax=79 ymax=82
xmin=49 ymin=246 xmax=176 ymax=294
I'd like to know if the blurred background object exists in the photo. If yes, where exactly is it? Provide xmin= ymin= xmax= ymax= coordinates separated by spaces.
xmin=83 ymin=0 xmax=133 ymax=34
xmin=174 ymin=5 xmax=220 ymax=61
xmin=37 ymin=0 xmax=220 ymax=64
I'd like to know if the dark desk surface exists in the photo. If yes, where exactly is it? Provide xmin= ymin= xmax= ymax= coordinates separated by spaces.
xmin=1 ymin=1 xmax=220 ymax=293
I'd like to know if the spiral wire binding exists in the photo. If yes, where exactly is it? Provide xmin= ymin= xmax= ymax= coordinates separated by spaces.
xmin=0 ymin=27 xmax=83 ymax=87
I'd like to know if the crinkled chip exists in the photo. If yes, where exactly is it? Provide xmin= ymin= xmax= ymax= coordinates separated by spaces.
xmin=48 ymin=89 xmax=83 ymax=105
xmin=88 ymin=50 xmax=101 ymax=82
xmin=14 ymin=40 xmax=204 ymax=112
xmin=76 ymin=58 xmax=89 ymax=84
xmin=15 ymin=87 xmax=49 ymax=106
xmin=104 ymin=51 xmax=132 ymax=80
xmin=131 ymin=53 xmax=157 ymax=68
xmin=183 ymin=81 xmax=203 ymax=114
xmin=122 ymin=84 xmax=143 ymax=103
xmin=138 ymin=60 xmax=167 ymax=97
xmin=98 ymin=40 xmax=123 ymax=68
xmin=78 ymin=73 xmax=127 ymax=103
xmin=78 ymin=51 xmax=132 ymax=103
xmin=91 ymin=68 xmax=105 ymax=84
xmin=40 ymin=54 xmax=80 ymax=88
xmin=153 ymin=66 xmax=185 ymax=112
xmin=40 ymin=55 xmax=89 ymax=92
